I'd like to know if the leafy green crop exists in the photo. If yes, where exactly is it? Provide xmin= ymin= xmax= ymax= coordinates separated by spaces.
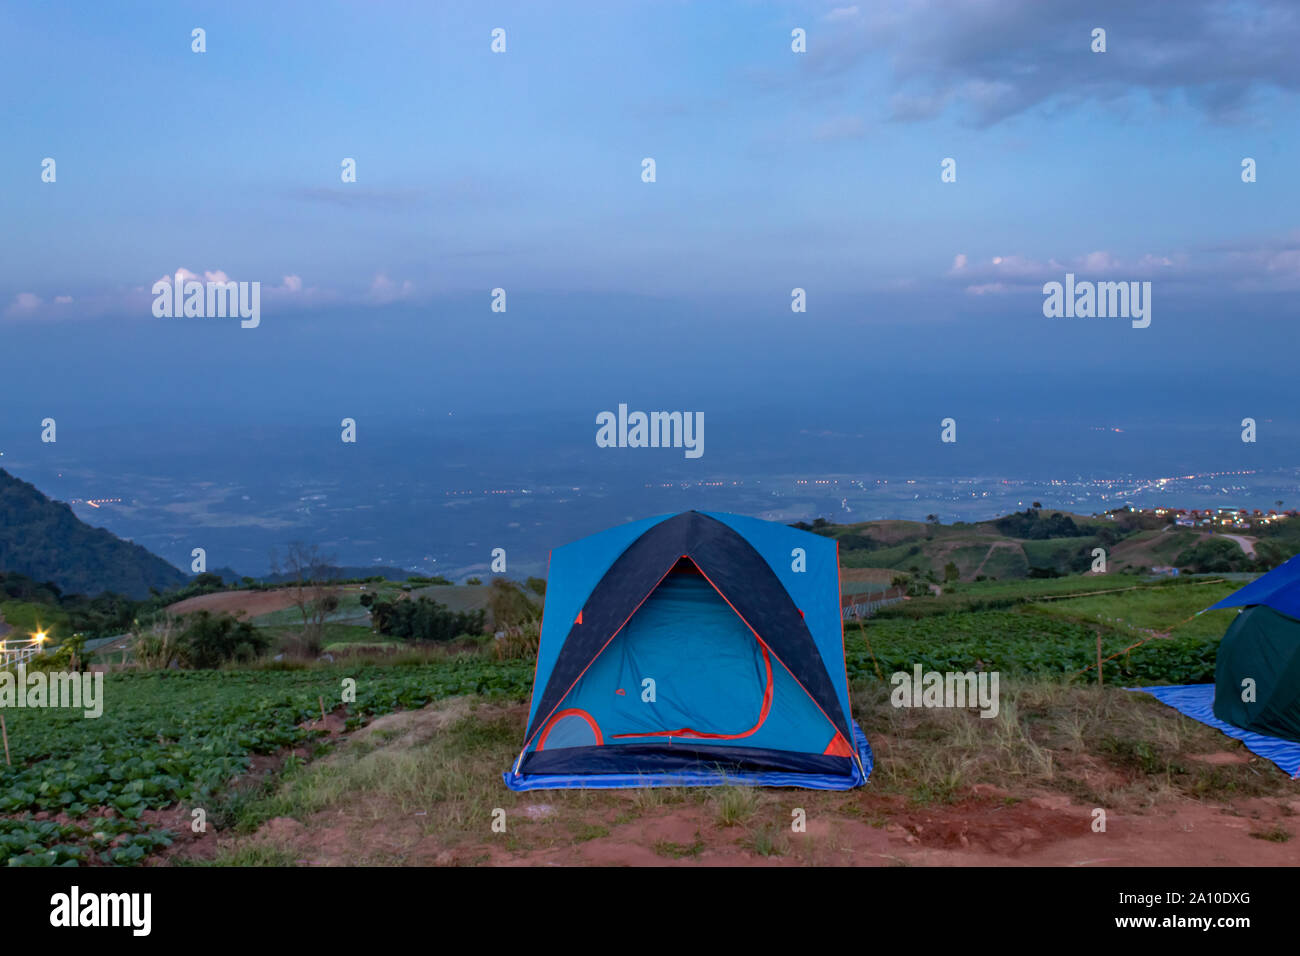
xmin=0 ymin=658 xmax=532 ymax=865
xmin=848 ymin=605 xmax=1222 ymax=685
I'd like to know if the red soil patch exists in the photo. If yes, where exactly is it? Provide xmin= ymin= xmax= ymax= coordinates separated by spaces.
xmin=490 ymin=792 xmax=1300 ymax=867
xmin=142 ymin=804 xmax=222 ymax=863
xmin=297 ymin=706 xmax=350 ymax=737
xmin=165 ymin=589 xmax=309 ymax=620
xmin=1187 ymin=751 xmax=1251 ymax=766
xmin=211 ymin=782 xmax=1300 ymax=868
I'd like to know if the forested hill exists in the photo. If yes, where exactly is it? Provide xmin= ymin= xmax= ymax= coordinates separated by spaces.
xmin=0 ymin=469 xmax=187 ymax=598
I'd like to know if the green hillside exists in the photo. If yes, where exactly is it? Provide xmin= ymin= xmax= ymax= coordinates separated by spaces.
xmin=816 ymin=510 xmax=1104 ymax=581
xmin=800 ymin=507 xmax=1292 ymax=583
xmin=0 ymin=469 xmax=187 ymax=599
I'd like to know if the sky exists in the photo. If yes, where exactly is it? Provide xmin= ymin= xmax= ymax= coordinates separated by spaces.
xmin=2 ymin=0 xmax=1299 ymax=439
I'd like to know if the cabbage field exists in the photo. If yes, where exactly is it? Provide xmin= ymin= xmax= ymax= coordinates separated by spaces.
xmin=0 ymin=659 xmax=532 ymax=865
xmin=846 ymin=576 xmax=1240 ymax=685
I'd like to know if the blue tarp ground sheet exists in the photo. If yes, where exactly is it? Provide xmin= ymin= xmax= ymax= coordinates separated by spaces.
xmin=504 ymin=720 xmax=873 ymax=791
xmin=1129 ymin=683 xmax=1300 ymax=779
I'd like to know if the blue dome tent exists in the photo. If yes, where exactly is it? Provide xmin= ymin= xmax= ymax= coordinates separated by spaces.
xmin=504 ymin=511 xmax=873 ymax=790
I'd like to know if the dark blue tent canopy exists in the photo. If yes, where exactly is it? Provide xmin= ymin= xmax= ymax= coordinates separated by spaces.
xmin=1204 ymin=552 xmax=1300 ymax=619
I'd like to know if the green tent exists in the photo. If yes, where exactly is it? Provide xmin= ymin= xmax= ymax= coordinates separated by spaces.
xmin=1213 ymin=605 xmax=1300 ymax=742
xmin=1207 ymin=553 xmax=1300 ymax=742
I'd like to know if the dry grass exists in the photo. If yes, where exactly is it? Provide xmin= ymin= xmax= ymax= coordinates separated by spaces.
xmin=853 ymin=677 xmax=1291 ymax=808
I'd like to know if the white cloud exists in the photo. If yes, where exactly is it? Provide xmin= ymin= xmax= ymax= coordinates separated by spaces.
xmin=154 ymin=268 xmax=240 ymax=286
xmin=6 ymin=267 xmax=341 ymax=321
xmin=155 ymin=269 xmax=304 ymax=295
xmin=155 ymin=267 xmax=200 ymax=286
xmin=823 ymin=6 xmax=861 ymax=22
xmin=943 ymin=248 xmax=1188 ymax=293
xmin=1079 ymin=250 xmax=1119 ymax=271
xmin=5 ymin=292 xmax=43 ymax=317
xmin=368 ymin=273 xmax=415 ymax=303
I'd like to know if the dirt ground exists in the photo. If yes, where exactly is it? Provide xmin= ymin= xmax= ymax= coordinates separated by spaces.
xmin=164 ymin=587 xmax=361 ymax=620
xmin=173 ymin=700 xmax=1300 ymax=868
xmin=211 ymin=786 xmax=1300 ymax=868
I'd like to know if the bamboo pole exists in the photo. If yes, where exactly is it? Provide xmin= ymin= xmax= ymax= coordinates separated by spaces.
xmin=1096 ymin=630 xmax=1103 ymax=687
xmin=1 ymin=714 xmax=10 ymax=766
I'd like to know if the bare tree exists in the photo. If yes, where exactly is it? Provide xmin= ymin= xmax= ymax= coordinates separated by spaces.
xmin=270 ymin=542 xmax=340 ymax=656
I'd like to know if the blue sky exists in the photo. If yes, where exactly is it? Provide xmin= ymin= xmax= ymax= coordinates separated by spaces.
xmin=2 ymin=0 xmax=1299 ymax=429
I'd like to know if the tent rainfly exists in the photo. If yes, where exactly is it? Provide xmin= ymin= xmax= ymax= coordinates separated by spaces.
xmin=504 ymin=511 xmax=873 ymax=790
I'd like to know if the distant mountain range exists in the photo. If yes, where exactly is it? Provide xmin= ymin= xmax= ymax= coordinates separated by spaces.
xmin=0 ymin=469 xmax=188 ymax=598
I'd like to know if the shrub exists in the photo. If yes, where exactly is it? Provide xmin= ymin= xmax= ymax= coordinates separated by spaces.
xmin=369 ymin=596 xmax=486 ymax=642
xmin=134 ymin=612 xmax=268 ymax=669
xmin=177 ymin=611 xmax=270 ymax=668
